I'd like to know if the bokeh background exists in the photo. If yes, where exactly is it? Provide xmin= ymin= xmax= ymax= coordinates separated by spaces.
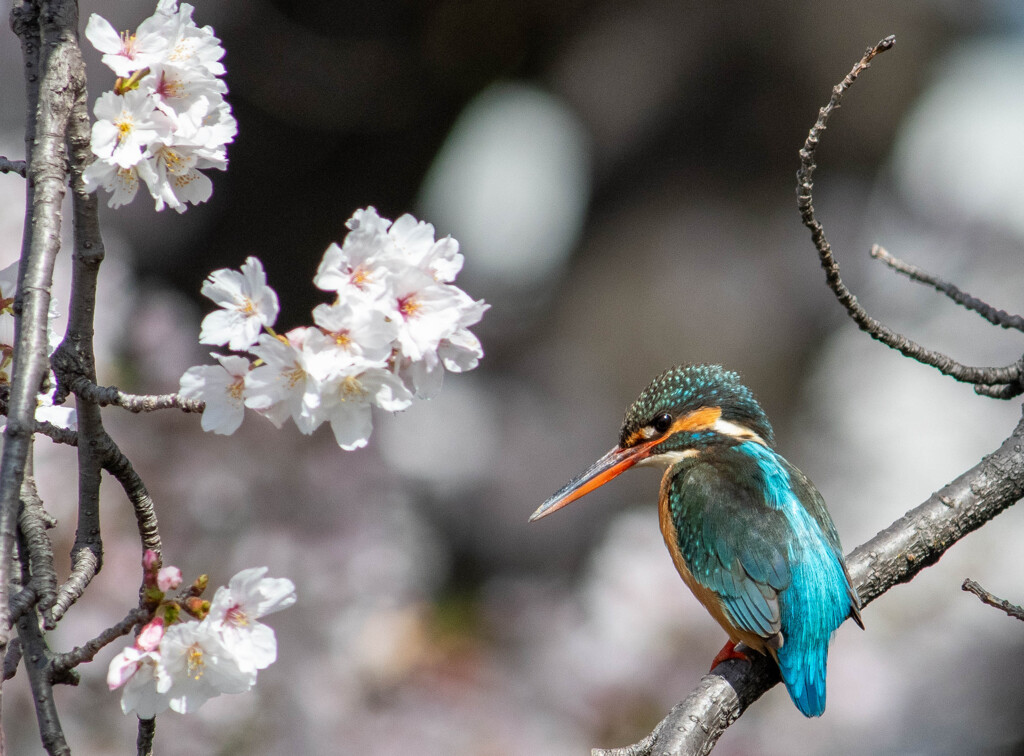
xmin=2 ymin=1 xmax=1024 ymax=753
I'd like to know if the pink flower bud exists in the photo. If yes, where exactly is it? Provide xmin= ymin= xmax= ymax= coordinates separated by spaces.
xmin=157 ymin=565 xmax=183 ymax=592
xmin=135 ymin=617 xmax=165 ymax=652
xmin=142 ymin=549 xmax=160 ymax=571
xmin=107 ymin=647 xmax=142 ymax=690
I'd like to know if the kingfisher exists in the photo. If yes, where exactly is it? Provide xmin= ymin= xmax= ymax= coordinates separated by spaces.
xmin=529 ymin=364 xmax=862 ymax=717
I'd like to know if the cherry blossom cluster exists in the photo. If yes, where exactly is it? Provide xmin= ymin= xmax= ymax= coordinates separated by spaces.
xmin=179 ymin=207 xmax=489 ymax=449
xmin=0 ymin=262 xmax=76 ymax=430
xmin=108 ymin=552 xmax=296 ymax=717
xmin=83 ymin=0 xmax=235 ymax=213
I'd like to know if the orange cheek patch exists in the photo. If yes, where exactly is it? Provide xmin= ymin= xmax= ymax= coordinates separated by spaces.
xmin=671 ymin=406 xmax=722 ymax=434
xmin=624 ymin=406 xmax=723 ymax=447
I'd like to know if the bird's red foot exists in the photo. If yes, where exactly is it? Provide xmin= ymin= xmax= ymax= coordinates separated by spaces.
xmin=710 ymin=639 xmax=748 ymax=671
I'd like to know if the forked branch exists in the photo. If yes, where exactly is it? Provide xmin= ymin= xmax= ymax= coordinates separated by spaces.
xmin=796 ymin=36 xmax=1023 ymax=394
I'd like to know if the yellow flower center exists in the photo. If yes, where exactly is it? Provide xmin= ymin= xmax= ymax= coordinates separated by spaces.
xmin=228 ymin=376 xmax=245 ymax=400
xmin=186 ymin=644 xmax=205 ymax=681
xmin=340 ymin=375 xmax=366 ymax=401
xmin=284 ymin=364 xmax=305 ymax=389
xmin=225 ymin=604 xmax=249 ymax=627
xmin=398 ymin=295 xmax=420 ymax=320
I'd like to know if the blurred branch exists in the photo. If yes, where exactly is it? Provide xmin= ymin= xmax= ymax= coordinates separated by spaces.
xmin=870 ymin=245 xmax=1024 ymax=333
xmin=795 ymin=35 xmax=1023 ymax=392
xmin=596 ymin=409 xmax=1024 ymax=756
xmin=0 ymin=158 xmax=26 ymax=177
xmin=68 ymin=376 xmax=205 ymax=414
xmin=962 ymin=578 xmax=1024 ymax=622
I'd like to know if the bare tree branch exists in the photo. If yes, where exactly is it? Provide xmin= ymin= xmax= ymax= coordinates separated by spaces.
xmin=870 ymin=245 xmax=1024 ymax=333
xmin=68 ymin=376 xmax=205 ymax=414
xmin=2 ymin=638 xmax=21 ymax=681
xmin=974 ymin=382 xmax=1024 ymax=400
xmin=14 ymin=532 xmax=69 ymax=755
xmin=41 ymin=0 xmax=108 ymax=631
xmin=961 ymin=578 xmax=1024 ymax=622
xmin=8 ymin=586 xmax=36 ymax=626
xmin=0 ymin=158 xmax=26 ymax=177
xmin=795 ymin=36 xmax=1022 ymax=391
xmin=49 ymin=606 xmax=152 ymax=679
xmin=100 ymin=437 xmax=161 ymax=556
xmin=595 ymin=409 xmax=1024 ymax=756
xmin=0 ymin=0 xmax=76 ymax=701
xmin=18 ymin=460 xmax=58 ymax=625
xmin=137 ymin=718 xmax=156 ymax=756
xmin=32 ymin=419 xmax=78 ymax=448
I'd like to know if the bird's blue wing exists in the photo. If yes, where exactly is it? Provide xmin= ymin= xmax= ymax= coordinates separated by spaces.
xmin=666 ymin=459 xmax=793 ymax=644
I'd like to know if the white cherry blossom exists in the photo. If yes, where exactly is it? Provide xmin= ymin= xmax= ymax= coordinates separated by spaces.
xmin=204 ymin=567 xmax=297 ymax=673
xmin=309 ymin=300 xmax=396 ymax=365
xmin=157 ymin=621 xmax=255 ymax=714
xmin=243 ymin=330 xmax=322 ymax=433
xmin=90 ymin=89 xmax=173 ymax=169
xmin=84 ymin=12 xmax=172 ymax=77
xmin=178 ymin=353 xmax=250 ymax=435
xmin=317 ymin=365 xmax=414 ymax=450
xmin=199 ymin=258 xmax=279 ymax=351
xmin=81 ymin=161 xmax=143 ymax=208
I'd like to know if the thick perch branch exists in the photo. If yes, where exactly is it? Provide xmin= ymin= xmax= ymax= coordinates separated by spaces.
xmin=596 ymin=409 xmax=1024 ymax=756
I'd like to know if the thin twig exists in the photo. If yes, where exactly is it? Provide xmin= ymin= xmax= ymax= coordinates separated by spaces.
xmin=68 ymin=377 xmax=205 ymax=414
xmin=50 ymin=606 xmax=153 ymax=679
xmin=33 ymin=420 xmax=78 ymax=448
xmin=962 ymin=578 xmax=1024 ymax=622
xmin=0 ymin=158 xmax=26 ymax=177
xmin=795 ymin=36 xmax=1022 ymax=391
xmin=870 ymin=245 xmax=1024 ymax=332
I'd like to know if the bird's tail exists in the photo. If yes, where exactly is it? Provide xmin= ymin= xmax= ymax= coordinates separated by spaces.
xmin=774 ymin=555 xmax=854 ymax=717
xmin=775 ymin=639 xmax=828 ymax=717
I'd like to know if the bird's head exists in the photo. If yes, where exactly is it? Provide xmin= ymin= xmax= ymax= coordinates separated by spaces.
xmin=529 ymin=364 xmax=773 ymax=522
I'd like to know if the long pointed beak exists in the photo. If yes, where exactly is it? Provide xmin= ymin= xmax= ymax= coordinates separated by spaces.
xmin=529 ymin=439 xmax=659 ymax=522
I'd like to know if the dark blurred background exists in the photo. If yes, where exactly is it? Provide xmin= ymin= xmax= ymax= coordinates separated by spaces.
xmin=2 ymin=1 xmax=1024 ymax=754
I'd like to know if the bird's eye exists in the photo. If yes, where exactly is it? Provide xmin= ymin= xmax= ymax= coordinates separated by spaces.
xmin=652 ymin=413 xmax=673 ymax=434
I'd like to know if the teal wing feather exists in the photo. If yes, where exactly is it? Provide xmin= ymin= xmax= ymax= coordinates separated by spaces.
xmin=667 ymin=458 xmax=793 ymax=646
xmin=785 ymin=461 xmax=863 ymax=626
